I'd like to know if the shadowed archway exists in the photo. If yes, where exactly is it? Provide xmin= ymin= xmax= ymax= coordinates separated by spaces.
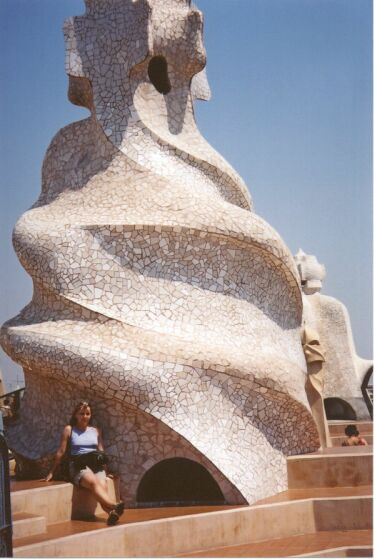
xmin=136 ymin=458 xmax=225 ymax=507
xmin=324 ymin=397 xmax=357 ymax=421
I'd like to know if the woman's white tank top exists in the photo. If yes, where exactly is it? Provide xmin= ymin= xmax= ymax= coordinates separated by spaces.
xmin=70 ymin=426 xmax=98 ymax=456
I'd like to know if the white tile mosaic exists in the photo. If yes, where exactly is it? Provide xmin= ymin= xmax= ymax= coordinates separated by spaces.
xmin=1 ymin=0 xmax=320 ymax=505
xmin=295 ymin=250 xmax=372 ymax=421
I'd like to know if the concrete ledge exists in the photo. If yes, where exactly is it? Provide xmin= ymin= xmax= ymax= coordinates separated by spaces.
xmin=295 ymin=546 xmax=373 ymax=557
xmin=313 ymin=497 xmax=372 ymax=531
xmin=11 ymin=477 xmax=119 ymax=524
xmin=13 ymin=495 xmax=372 ymax=558
xmin=328 ymin=421 xmax=372 ymax=436
xmin=13 ymin=513 xmax=47 ymax=539
xmin=11 ymin=483 xmax=73 ymax=524
xmin=331 ymin=435 xmax=373 ymax=446
xmin=287 ymin=453 xmax=373 ymax=489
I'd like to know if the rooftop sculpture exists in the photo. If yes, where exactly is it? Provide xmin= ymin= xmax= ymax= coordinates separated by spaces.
xmin=295 ymin=249 xmax=372 ymax=424
xmin=1 ymin=0 xmax=319 ymax=505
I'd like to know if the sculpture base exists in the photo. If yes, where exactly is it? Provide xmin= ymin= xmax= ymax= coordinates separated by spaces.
xmin=6 ymin=367 xmax=319 ymax=506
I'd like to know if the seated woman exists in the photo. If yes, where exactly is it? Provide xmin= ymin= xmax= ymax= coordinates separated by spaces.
xmin=341 ymin=424 xmax=368 ymax=446
xmin=45 ymin=401 xmax=124 ymax=525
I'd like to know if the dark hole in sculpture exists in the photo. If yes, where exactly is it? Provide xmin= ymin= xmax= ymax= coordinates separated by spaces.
xmin=148 ymin=56 xmax=171 ymax=94
xmin=324 ymin=397 xmax=357 ymax=421
xmin=136 ymin=458 xmax=225 ymax=507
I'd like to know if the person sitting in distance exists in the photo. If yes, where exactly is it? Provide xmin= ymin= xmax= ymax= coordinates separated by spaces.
xmin=45 ymin=400 xmax=124 ymax=525
xmin=341 ymin=424 xmax=368 ymax=446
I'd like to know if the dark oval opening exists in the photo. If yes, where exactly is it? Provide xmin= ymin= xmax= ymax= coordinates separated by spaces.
xmin=148 ymin=56 xmax=171 ymax=95
xmin=136 ymin=458 xmax=225 ymax=507
xmin=324 ymin=397 xmax=357 ymax=420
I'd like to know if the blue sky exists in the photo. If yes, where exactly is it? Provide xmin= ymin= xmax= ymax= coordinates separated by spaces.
xmin=0 ymin=0 xmax=372 ymax=389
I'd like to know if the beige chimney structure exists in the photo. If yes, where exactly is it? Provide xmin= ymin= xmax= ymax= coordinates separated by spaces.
xmin=1 ymin=0 xmax=320 ymax=506
xmin=295 ymin=249 xmax=372 ymax=424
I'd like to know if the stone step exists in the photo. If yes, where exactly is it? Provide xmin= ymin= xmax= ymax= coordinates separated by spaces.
xmin=12 ymin=512 xmax=47 ymax=540
xmin=253 ymin=485 xmax=371 ymax=506
xmin=175 ymin=529 xmax=373 ymax=557
xmin=13 ymin=494 xmax=372 ymax=557
xmin=328 ymin=421 xmax=373 ymax=436
xmin=11 ymin=481 xmax=73 ymax=524
xmin=11 ymin=477 xmax=119 ymax=524
xmin=296 ymin=543 xmax=372 ymax=557
xmin=12 ymin=505 xmax=238 ymax=554
xmin=287 ymin=447 xmax=373 ymax=489
xmin=330 ymin=434 xmax=373 ymax=447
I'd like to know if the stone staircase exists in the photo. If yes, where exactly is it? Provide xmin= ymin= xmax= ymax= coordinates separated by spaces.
xmin=328 ymin=420 xmax=373 ymax=447
xmin=10 ymin=434 xmax=373 ymax=557
xmin=12 ymin=512 xmax=46 ymax=540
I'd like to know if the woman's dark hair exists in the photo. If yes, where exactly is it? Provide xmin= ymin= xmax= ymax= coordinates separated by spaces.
xmin=69 ymin=401 xmax=92 ymax=426
xmin=345 ymin=424 xmax=359 ymax=437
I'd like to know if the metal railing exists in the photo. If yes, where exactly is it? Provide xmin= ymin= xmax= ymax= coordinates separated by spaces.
xmin=0 ymin=435 xmax=12 ymax=557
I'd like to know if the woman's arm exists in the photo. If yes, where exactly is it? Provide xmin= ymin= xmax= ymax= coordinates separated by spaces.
xmin=45 ymin=425 xmax=72 ymax=481
xmin=97 ymin=428 xmax=111 ymax=475
xmin=97 ymin=427 xmax=104 ymax=452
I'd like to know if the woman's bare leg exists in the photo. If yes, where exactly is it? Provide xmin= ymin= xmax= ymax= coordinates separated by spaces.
xmin=95 ymin=477 xmax=112 ymax=513
xmin=79 ymin=469 xmax=115 ymax=512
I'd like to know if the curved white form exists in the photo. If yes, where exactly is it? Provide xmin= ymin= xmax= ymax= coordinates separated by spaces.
xmin=1 ymin=0 xmax=319 ymax=505
xmin=295 ymin=249 xmax=372 ymax=421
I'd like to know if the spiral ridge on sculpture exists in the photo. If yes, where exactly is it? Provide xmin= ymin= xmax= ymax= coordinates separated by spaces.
xmin=1 ymin=0 xmax=319 ymax=504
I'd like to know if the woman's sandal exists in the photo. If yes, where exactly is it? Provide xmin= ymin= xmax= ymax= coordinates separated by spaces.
xmin=107 ymin=509 xmax=119 ymax=526
xmin=107 ymin=501 xmax=125 ymax=526
xmin=115 ymin=501 xmax=125 ymax=516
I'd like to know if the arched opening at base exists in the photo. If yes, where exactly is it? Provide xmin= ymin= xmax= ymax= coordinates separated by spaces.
xmin=324 ymin=397 xmax=357 ymax=420
xmin=136 ymin=458 xmax=225 ymax=507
